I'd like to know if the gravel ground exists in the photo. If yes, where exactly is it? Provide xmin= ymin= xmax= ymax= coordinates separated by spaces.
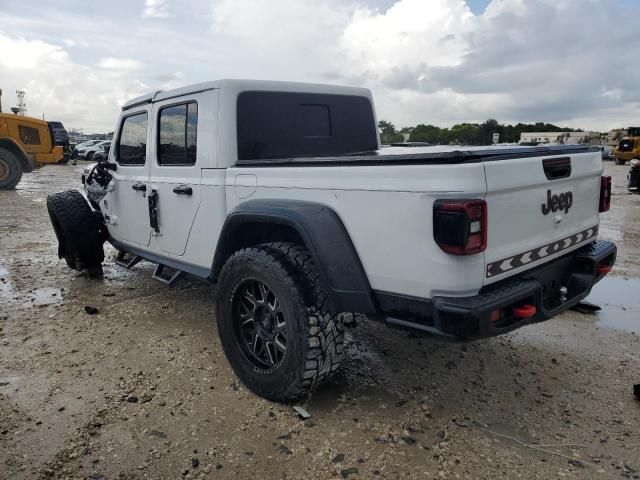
xmin=0 ymin=161 xmax=639 ymax=480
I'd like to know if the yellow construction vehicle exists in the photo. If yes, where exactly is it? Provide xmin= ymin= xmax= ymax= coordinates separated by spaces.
xmin=613 ymin=127 xmax=640 ymax=165
xmin=0 ymin=112 xmax=64 ymax=189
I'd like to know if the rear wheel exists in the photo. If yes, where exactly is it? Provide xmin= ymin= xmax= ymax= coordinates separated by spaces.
xmin=47 ymin=190 xmax=105 ymax=276
xmin=0 ymin=148 xmax=23 ymax=190
xmin=86 ymin=151 xmax=94 ymax=161
xmin=216 ymin=242 xmax=344 ymax=402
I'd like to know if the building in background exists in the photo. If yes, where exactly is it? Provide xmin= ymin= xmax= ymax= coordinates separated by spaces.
xmin=519 ymin=131 xmax=601 ymax=145
xmin=606 ymin=129 xmax=626 ymax=146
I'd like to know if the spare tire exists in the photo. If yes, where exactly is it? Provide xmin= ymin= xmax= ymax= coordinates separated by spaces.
xmin=0 ymin=147 xmax=23 ymax=190
xmin=47 ymin=190 xmax=105 ymax=275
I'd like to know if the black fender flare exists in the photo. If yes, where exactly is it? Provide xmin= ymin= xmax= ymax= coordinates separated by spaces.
xmin=211 ymin=199 xmax=377 ymax=315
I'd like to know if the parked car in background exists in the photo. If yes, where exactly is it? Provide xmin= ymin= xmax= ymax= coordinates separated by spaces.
xmin=600 ymin=145 xmax=613 ymax=161
xmin=91 ymin=142 xmax=111 ymax=163
xmin=75 ymin=140 xmax=111 ymax=160
xmin=71 ymin=140 xmax=102 ymax=159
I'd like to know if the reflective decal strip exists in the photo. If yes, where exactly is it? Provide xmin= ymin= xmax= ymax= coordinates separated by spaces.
xmin=486 ymin=226 xmax=599 ymax=278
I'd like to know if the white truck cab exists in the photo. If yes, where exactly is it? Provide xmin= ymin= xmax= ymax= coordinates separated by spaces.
xmin=48 ymin=79 xmax=616 ymax=402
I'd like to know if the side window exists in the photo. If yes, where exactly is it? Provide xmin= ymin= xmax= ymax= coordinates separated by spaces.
xmin=18 ymin=125 xmax=41 ymax=145
xmin=117 ymin=112 xmax=148 ymax=165
xmin=158 ymin=102 xmax=198 ymax=166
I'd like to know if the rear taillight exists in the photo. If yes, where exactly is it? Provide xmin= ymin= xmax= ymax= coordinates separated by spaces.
xmin=599 ymin=176 xmax=611 ymax=212
xmin=434 ymin=199 xmax=487 ymax=255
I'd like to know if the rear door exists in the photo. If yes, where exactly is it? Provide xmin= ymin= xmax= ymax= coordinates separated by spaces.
xmin=147 ymin=95 xmax=206 ymax=256
xmin=483 ymin=151 xmax=602 ymax=283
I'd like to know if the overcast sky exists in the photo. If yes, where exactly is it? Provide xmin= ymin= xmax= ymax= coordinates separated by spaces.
xmin=0 ymin=0 xmax=638 ymax=132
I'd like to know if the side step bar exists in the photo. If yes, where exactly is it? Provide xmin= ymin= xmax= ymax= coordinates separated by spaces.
xmin=116 ymin=250 xmax=183 ymax=285
xmin=115 ymin=250 xmax=143 ymax=269
xmin=152 ymin=264 xmax=183 ymax=285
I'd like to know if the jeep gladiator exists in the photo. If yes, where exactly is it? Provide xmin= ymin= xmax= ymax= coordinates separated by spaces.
xmin=47 ymin=80 xmax=616 ymax=401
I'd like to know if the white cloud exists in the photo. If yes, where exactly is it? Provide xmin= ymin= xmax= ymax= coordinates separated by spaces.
xmin=341 ymin=0 xmax=472 ymax=73
xmin=0 ymin=33 xmax=148 ymax=131
xmin=0 ymin=35 xmax=67 ymax=69
xmin=2 ymin=0 xmax=639 ymax=132
xmin=97 ymin=57 xmax=143 ymax=70
xmin=143 ymin=0 xmax=172 ymax=18
xmin=210 ymin=0 xmax=640 ymax=131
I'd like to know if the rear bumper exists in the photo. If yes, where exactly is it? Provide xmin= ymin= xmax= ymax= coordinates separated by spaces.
xmin=380 ymin=240 xmax=617 ymax=340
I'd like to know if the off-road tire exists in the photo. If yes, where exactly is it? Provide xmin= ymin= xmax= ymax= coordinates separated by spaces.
xmin=216 ymin=242 xmax=344 ymax=402
xmin=614 ymin=157 xmax=626 ymax=165
xmin=0 ymin=148 xmax=23 ymax=190
xmin=47 ymin=190 xmax=105 ymax=275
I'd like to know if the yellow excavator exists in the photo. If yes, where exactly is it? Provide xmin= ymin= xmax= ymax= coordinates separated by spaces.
xmin=0 ymin=89 xmax=65 ymax=189
xmin=613 ymin=127 xmax=640 ymax=166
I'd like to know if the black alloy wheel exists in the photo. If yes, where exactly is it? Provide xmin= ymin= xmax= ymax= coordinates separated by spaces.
xmin=232 ymin=278 xmax=287 ymax=368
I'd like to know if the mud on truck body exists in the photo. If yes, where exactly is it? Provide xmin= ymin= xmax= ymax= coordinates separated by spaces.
xmin=47 ymin=80 xmax=616 ymax=402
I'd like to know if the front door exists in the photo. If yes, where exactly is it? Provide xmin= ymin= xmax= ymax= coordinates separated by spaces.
xmin=104 ymin=108 xmax=151 ymax=247
xmin=147 ymin=97 xmax=205 ymax=256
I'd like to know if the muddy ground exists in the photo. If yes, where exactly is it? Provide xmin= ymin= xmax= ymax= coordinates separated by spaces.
xmin=1 ymin=162 xmax=639 ymax=480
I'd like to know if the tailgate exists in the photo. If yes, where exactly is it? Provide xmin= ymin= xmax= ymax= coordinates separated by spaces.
xmin=483 ymin=151 xmax=602 ymax=283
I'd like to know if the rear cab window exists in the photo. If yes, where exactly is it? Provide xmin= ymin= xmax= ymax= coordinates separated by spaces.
xmin=158 ymin=102 xmax=198 ymax=166
xmin=117 ymin=112 xmax=148 ymax=165
xmin=236 ymin=91 xmax=377 ymax=161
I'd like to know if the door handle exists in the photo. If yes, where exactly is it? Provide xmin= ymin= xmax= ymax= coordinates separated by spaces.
xmin=173 ymin=185 xmax=193 ymax=195
xmin=132 ymin=183 xmax=147 ymax=192
xmin=148 ymin=189 xmax=159 ymax=233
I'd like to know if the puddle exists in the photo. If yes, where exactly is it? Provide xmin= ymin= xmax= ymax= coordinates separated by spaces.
xmin=585 ymin=276 xmax=640 ymax=333
xmin=598 ymin=225 xmax=624 ymax=242
xmin=23 ymin=287 xmax=64 ymax=307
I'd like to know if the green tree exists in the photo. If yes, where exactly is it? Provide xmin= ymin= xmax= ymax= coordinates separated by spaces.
xmin=479 ymin=118 xmax=501 ymax=145
xmin=409 ymin=124 xmax=442 ymax=144
xmin=378 ymin=120 xmax=404 ymax=144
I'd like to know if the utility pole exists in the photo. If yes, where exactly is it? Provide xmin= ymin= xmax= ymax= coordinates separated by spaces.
xmin=16 ymin=90 xmax=26 ymax=116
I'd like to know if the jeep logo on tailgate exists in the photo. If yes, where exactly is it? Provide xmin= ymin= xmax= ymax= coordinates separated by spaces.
xmin=541 ymin=190 xmax=573 ymax=215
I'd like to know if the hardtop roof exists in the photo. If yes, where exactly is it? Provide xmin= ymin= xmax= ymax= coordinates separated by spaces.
xmin=121 ymin=79 xmax=372 ymax=110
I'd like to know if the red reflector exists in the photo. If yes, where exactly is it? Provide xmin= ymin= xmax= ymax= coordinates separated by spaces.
xmin=490 ymin=309 xmax=502 ymax=322
xmin=467 ymin=233 xmax=483 ymax=249
xmin=466 ymin=205 xmax=483 ymax=219
xmin=599 ymin=176 xmax=611 ymax=212
xmin=512 ymin=304 xmax=537 ymax=319
xmin=597 ymin=263 xmax=612 ymax=275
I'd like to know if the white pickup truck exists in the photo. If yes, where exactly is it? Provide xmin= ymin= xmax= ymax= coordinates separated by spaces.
xmin=47 ymin=80 xmax=616 ymax=402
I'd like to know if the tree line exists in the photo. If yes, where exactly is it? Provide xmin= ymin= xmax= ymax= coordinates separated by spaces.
xmin=378 ymin=119 xmax=582 ymax=146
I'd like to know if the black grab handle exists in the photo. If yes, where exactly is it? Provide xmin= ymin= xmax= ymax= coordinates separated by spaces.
xmin=542 ymin=157 xmax=571 ymax=180
xmin=132 ymin=183 xmax=146 ymax=192
xmin=173 ymin=185 xmax=193 ymax=195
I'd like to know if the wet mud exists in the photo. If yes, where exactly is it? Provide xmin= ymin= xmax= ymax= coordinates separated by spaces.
xmin=1 ymin=162 xmax=639 ymax=479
